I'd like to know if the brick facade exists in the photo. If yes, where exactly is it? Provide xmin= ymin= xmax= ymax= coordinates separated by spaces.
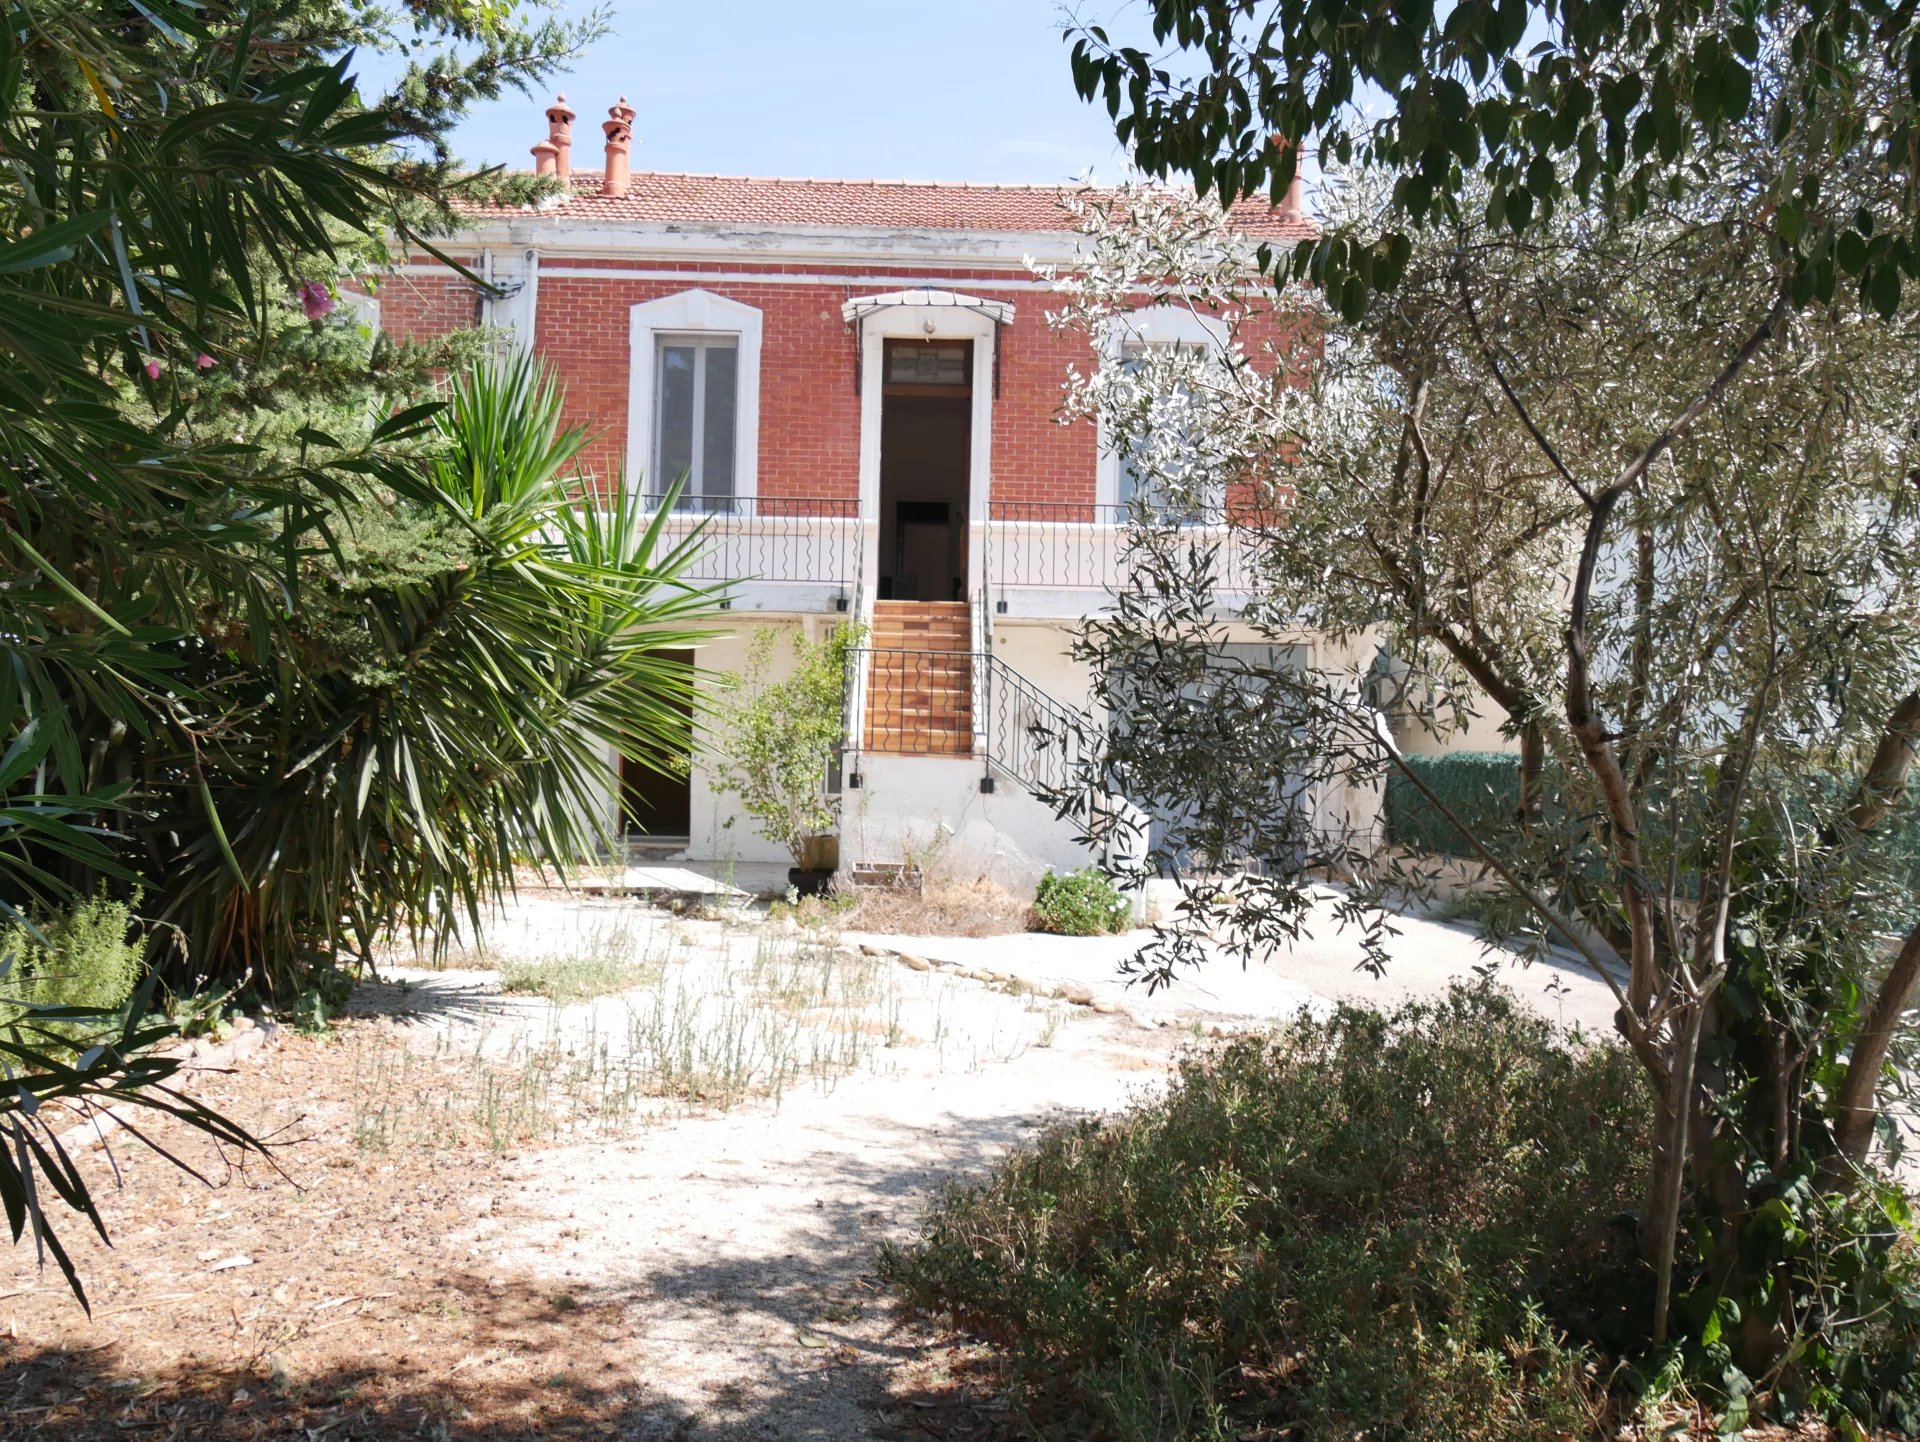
xmin=381 ymin=263 xmax=481 ymax=345
xmin=380 ymin=259 xmax=1109 ymax=503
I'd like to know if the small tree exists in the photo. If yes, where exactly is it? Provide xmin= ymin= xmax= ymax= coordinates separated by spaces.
xmin=710 ymin=624 xmax=865 ymax=864
xmin=1048 ymin=169 xmax=1920 ymax=1424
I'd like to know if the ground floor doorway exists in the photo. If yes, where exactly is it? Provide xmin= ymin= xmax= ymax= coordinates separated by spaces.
xmin=620 ymin=648 xmax=694 ymax=839
xmin=877 ymin=338 xmax=971 ymax=602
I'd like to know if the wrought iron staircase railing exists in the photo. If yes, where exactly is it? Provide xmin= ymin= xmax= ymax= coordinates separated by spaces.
xmin=841 ymin=644 xmax=1096 ymax=802
xmin=974 ymin=648 xmax=1096 ymax=798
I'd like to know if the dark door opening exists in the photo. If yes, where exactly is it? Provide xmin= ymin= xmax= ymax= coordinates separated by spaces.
xmin=878 ymin=339 xmax=971 ymax=602
xmin=620 ymin=648 xmax=694 ymax=838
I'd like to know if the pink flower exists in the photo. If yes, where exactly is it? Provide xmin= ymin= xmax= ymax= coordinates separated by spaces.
xmin=143 ymin=359 xmax=161 ymax=380
xmin=195 ymin=353 xmax=215 ymax=370
xmin=298 ymin=281 xmax=335 ymax=321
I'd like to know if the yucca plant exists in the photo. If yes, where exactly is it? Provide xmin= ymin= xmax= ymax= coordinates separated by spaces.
xmin=0 ymin=0 xmax=604 ymax=1307
xmin=136 ymin=353 xmax=722 ymax=996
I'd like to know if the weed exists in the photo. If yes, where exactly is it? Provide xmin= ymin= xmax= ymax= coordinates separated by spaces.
xmin=346 ymin=922 xmax=960 ymax=1149
xmin=1034 ymin=1008 xmax=1062 ymax=1048
xmin=498 ymin=948 xmax=662 ymax=1004
xmin=0 ymin=887 xmax=144 ymax=1018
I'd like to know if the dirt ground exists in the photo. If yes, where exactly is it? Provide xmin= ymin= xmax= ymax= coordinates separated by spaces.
xmin=0 ymin=899 xmax=1188 ymax=1441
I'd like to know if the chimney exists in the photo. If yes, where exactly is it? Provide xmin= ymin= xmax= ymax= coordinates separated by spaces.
xmin=544 ymin=94 xmax=576 ymax=183
xmin=602 ymin=96 xmax=635 ymax=199
xmin=531 ymin=139 xmax=559 ymax=177
xmin=1270 ymin=134 xmax=1307 ymax=223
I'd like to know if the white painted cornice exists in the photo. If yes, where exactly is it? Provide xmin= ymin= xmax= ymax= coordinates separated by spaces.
xmin=436 ymin=217 xmax=1086 ymax=270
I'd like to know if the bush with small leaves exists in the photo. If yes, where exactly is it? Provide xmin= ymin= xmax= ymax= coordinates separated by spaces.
xmin=1031 ymin=867 xmax=1131 ymax=936
xmin=0 ymin=890 xmax=143 ymax=1015
xmin=882 ymin=987 xmax=1653 ymax=1441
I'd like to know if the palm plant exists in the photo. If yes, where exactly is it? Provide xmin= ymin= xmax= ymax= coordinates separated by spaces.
xmin=139 ymin=354 xmax=721 ymax=994
xmin=0 ymin=0 xmax=609 ymax=1303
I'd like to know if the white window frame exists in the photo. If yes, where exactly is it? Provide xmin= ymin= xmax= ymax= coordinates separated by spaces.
xmin=651 ymin=332 xmax=741 ymax=505
xmin=627 ymin=289 xmax=762 ymax=502
xmin=1095 ymin=304 xmax=1231 ymax=509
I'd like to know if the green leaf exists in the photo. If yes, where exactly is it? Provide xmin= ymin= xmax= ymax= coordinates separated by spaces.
xmin=0 ymin=211 xmax=109 ymax=275
xmin=1869 ymin=262 xmax=1901 ymax=318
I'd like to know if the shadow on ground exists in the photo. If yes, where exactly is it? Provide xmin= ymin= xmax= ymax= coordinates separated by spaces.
xmin=0 ymin=1101 xmax=1073 ymax=1441
xmin=0 ymin=1275 xmax=1014 ymax=1441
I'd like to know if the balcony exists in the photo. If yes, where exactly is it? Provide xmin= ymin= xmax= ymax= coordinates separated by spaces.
xmin=640 ymin=494 xmax=863 ymax=612
xmin=635 ymin=494 xmax=1274 ymax=618
xmin=983 ymin=500 xmax=1270 ymax=618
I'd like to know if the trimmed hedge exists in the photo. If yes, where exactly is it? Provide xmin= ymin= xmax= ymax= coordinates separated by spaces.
xmin=1387 ymin=753 xmax=1920 ymax=906
xmin=1383 ymin=751 xmax=1524 ymax=859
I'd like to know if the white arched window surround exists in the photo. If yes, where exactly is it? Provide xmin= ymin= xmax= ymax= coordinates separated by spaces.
xmin=626 ymin=289 xmax=763 ymax=501
xmin=1095 ymin=303 xmax=1231 ymax=509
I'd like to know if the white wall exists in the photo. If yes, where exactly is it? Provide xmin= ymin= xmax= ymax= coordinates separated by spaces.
xmin=686 ymin=618 xmax=812 ymax=865
xmin=842 ymin=754 xmax=1099 ymax=893
xmin=987 ymin=619 xmax=1096 ymax=717
xmin=660 ymin=613 xmax=1389 ymax=874
xmin=1382 ymin=652 xmax=1522 ymax=757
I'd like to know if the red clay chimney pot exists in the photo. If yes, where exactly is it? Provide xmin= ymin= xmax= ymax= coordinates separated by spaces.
xmin=545 ymin=94 xmax=577 ymax=183
xmin=1269 ymin=133 xmax=1307 ymax=223
xmin=601 ymin=96 xmax=635 ymax=199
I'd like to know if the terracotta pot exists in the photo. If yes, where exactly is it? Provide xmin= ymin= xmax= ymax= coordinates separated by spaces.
xmin=796 ymin=834 xmax=840 ymax=872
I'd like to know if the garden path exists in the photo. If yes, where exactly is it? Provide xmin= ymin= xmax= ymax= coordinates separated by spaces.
xmin=0 ymin=891 xmax=1590 ymax=1440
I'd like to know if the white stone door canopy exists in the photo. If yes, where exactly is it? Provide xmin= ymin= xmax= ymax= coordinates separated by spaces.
xmin=839 ymin=288 xmax=1015 ymax=326
xmin=842 ymin=289 xmax=1014 ymax=396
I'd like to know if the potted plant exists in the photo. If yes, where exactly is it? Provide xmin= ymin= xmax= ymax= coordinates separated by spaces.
xmin=710 ymin=622 xmax=865 ymax=896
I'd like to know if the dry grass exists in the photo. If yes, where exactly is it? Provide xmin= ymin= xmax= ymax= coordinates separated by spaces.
xmin=782 ymin=875 xmax=1032 ymax=938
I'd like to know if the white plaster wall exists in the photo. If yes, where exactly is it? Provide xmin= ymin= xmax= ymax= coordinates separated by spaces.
xmin=842 ymin=754 xmax=1099 ymax=894
xmin=620 ymin=611 xmax=1396 ymax=871
xmin=986 ymin=618 xmax=1097 ymax=717
xmin=1383 ymin=653 xmax=1522 ymax=758
xmin=1310 ymin=629 xmax=1389 ymax=854
xmin=984 ymin=619 xmax=1392 ymax=861
xmin=686 ymin=618 xmax=812 ymax=865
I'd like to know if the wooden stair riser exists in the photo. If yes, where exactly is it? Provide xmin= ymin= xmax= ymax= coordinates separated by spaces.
xmin=870 ymin=603 xmax=972 ymax=653
xmin=860 ymin=602 xmax=978 ymax=754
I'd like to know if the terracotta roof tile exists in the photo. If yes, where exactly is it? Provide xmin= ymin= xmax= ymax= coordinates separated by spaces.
xmin=469 ymin=170 xmax=1316 ymax=241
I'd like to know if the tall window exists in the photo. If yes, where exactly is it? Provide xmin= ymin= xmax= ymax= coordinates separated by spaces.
xmin=654 ymin=334 xmax=737 ymax=510
xmin=1116 ymin=340 xmax=1214 ymax=518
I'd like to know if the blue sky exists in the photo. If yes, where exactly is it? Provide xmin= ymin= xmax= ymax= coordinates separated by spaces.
xmin=429 ymin=1 xmax=1152 ymax=185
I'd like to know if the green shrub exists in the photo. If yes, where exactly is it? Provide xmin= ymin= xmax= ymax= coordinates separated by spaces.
xmin=710 ymin=621 xmax=866 ymax=865
xmin=1382 ymin=751 xmax=1525 ymax=859
xmin=1031 ymin=866 xmax=1132 ymax=935
xmin=881 ymin=987 xmax=1652 ymax=1442
xmin=0 ymin=890 xmax=145 ymax=1014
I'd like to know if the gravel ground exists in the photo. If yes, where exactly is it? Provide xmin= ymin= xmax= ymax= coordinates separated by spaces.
xmin=0 ymin=890 xmax=1616 ymax=1440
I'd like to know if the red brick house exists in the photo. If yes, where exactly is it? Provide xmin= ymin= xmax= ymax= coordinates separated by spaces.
xmin=380 ymin=97 xmax=1347 ymax=883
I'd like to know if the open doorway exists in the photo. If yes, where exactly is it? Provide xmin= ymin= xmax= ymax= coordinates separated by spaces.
xmin=619 ymin=647 xmax=694 ymax=841
xmin=878 ymin=338 xmax=971 ymax=602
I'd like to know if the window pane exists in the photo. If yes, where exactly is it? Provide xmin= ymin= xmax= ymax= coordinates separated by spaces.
xmin=656 ymin=342 xmax=696 ymax=497
xmin=1114 ymin=342 xmax=1205 ymax=519
xmin=887 ymin=342 xmax=968 ymax=386
xmin=701 ymin=343 xmax=737 ymax=500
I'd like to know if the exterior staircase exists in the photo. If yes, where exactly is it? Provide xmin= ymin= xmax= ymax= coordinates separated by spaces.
xmin=862 ymin=600 xmax=973 ymax=756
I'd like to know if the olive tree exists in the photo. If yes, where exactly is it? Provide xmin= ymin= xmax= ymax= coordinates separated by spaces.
xmin=1071 ymin=0 xmax=1920 ymax=318
xmin=1048 ymin=167 xmax=1920 ymax=1418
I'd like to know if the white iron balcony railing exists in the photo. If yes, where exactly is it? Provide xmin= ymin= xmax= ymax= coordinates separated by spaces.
xmin=640 ymin=493 xmax=862 ymax=602
xmin=983 ymin=499 xmax=1274 ymax=612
